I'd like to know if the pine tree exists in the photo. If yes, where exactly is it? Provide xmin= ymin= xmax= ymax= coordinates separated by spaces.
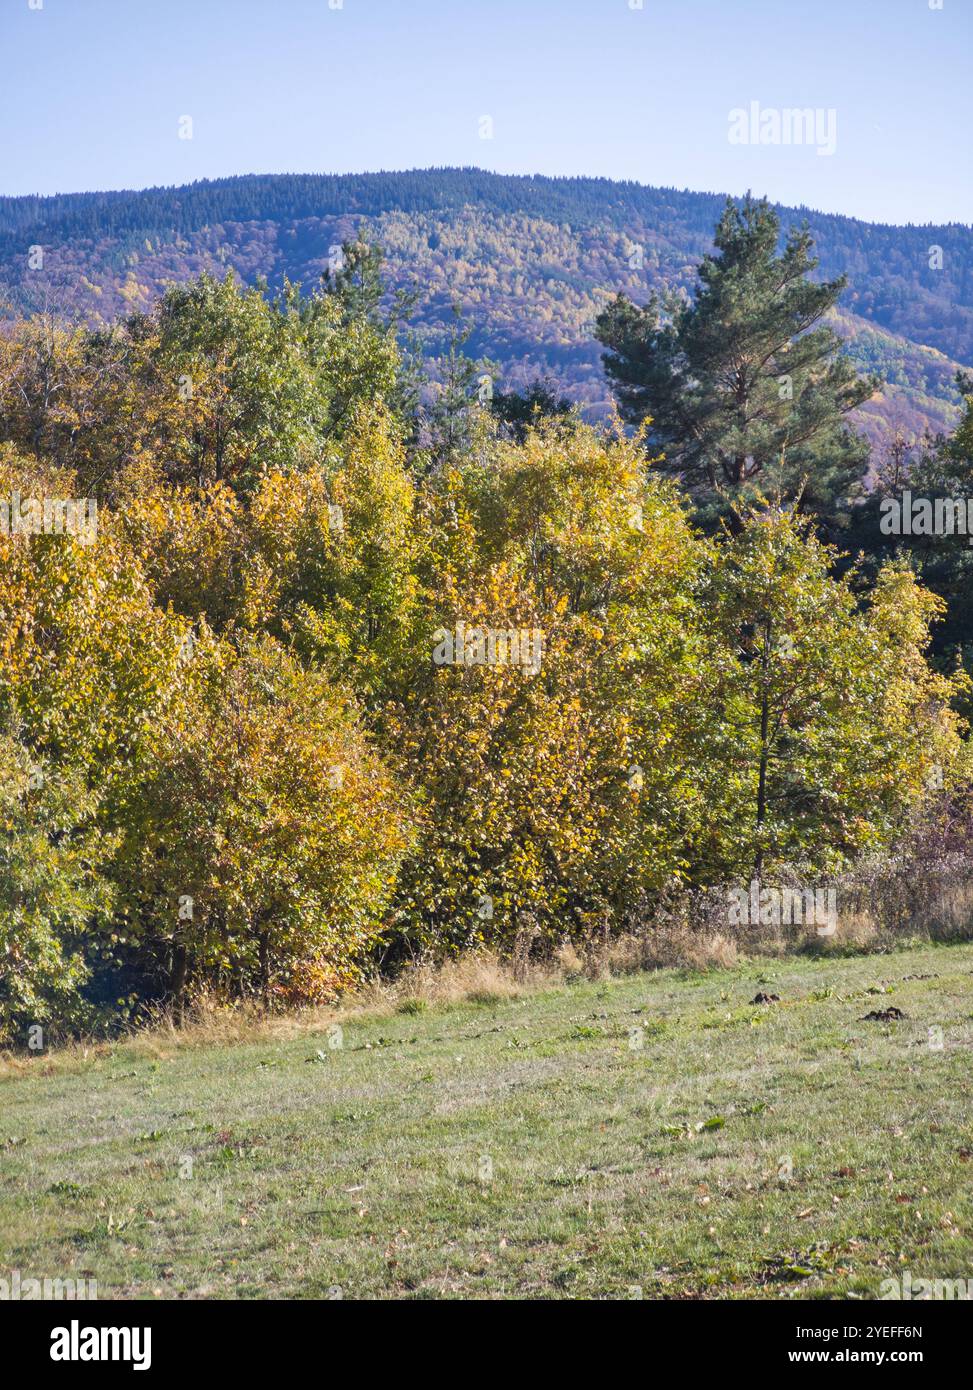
xmin=490 ymin=376 xmax=573 ymax=443
xmin=423 ymin=304 xmax=497 ymax=462
xmin=595 ymin=196 xmax=878 ymax=521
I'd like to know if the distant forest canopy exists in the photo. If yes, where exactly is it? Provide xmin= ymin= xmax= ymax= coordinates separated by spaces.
xmin=1 ymin=168 xmax=970 ymax=448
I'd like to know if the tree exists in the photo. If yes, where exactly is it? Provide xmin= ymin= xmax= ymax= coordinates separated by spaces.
xmin=422 ymin=304 xmax=497 ymax=463
xmin=705 ymin=505 xmax=968 ymax=880
xmin=305 ymin=239 xmax=416 ymax=432
xmin=0 ymin=443 xmax=411 ymax=1017
xmin=0 ymin=313 xmax=98 ymax=466
xmin=148 ymin=272 xmax=329 ymax=492
xmin=0 ymin=731 xmax=114 ymax=1045
xmin=595 ymin=196 xmax=877 ymax=522
xmin=118 ymin=404 xmax=424 ymax=699
xmin=385 ymin=422 xmax=720 ymax=953
xmin=489 ymin=376 xmax=573 ymax=443
xmin=112 ymin=634 xmax=410 ymax=1008
xmin=845 ymin=376 xmax=973 ymax=708
xmin=320 ymin=236 xmax=416 ymax=334
xmin=0 ymin=269 xmax=411 ymax=503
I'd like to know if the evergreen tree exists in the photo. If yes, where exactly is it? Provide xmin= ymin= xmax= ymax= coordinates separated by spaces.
xmin=490 ymin=376 xmax=573 ymax=443
xmin=319 ymin=236 xmax=425 ymax=433
xmin=595 ymin=196 xmax=878 ymax=521
xmin=423 ymin=304 xmax=496 ymax=462
xmin=320 ymin=236 xmax=417 ymax=333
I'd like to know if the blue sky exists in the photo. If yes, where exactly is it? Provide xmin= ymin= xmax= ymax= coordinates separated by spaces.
xmin=1 ymin=0 xmax=969 ymax=225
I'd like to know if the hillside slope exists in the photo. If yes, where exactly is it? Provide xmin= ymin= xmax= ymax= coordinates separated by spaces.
xmin=1 ymin=169 xmax=969 ymax=449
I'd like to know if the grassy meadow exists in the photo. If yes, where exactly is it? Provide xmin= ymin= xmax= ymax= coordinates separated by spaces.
xmin=2 ymin=939 xmax=972 ymax=1300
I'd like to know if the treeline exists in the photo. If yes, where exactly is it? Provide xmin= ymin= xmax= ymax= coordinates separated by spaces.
xmin=1 ymin=206 xmax=971 ymax=1045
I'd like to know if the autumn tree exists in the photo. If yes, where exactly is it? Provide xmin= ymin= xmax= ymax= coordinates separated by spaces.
xmin=705 ymin=505 xmax=969 ymax=880
xmin=112 ymin=634 xmax=410 ymax=1008
xmin=386 ymin=422 xmax=719 ymax=952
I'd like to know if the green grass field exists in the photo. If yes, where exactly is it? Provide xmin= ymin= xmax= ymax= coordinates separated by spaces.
xmin=2 ymin=940 xmax=973 ymax=1300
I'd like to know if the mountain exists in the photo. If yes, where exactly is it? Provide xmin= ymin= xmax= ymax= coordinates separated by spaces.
xmin=2 ymin=168 xmax=970 ymax=453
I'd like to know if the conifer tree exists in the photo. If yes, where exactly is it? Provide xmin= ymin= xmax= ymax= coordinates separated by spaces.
xmin=595 ymin=196 xmax=877 ymax=520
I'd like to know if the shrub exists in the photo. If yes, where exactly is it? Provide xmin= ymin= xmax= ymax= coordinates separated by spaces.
xmin=111 ymin=634 xmax=410 ymax=1004
xmin=0 ymin=731 xmax=114 ymax=1045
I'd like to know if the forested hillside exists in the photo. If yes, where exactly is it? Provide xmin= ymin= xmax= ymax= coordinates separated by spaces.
xmin=1 ymin=170 xmax=969 ymax=448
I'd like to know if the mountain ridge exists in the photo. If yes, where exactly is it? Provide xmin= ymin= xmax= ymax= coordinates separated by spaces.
xmin=4 ymin=167 xmax=971 ymax=233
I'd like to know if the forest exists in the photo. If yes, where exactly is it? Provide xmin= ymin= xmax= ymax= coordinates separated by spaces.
xmin=2 ymin=194 xmax=973 ymax=1046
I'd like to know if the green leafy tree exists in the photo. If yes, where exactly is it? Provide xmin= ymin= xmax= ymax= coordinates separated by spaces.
xmin=705 ymin=505 xmax=969 ymax=880
xmin=0 ymin=731 xmax=114 ymax=1045
xmin=307 ymin=238 xmax=416 ymax=432
xmin=149 ymin=272 xmax=329 ymax=492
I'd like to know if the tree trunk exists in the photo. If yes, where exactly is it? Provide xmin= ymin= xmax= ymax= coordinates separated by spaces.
xmin=754 ymin=616 xmax=771 ymax=884
xmin=258 ymin=931 xmax=271 ymax=1007
xmin=171 ymin=942 xmax=188 ymax=1025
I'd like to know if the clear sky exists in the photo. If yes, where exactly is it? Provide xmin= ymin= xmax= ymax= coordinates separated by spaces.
xmin=1 ymin=0 xmax=969 ymax=225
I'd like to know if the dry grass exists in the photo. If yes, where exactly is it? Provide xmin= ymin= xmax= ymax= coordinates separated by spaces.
xmin=5 ymin=858 xmax=972 ymax=1078
xmin=0 ymin=933 xmax=738 ymax=1079
xmin=0 ymin=952 xmax=553 ymax=1080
